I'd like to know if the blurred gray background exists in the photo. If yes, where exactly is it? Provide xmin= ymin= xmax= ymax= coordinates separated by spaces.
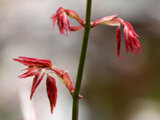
xmin=0 ymin=0 xmax=160 ymax=120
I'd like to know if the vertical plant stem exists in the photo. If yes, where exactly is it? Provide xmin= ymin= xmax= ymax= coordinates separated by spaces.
xmin=72 ymin=0 xmax=92 ymax=120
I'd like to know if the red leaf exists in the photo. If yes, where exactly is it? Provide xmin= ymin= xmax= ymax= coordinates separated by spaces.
xmin=18 ymin=67 xmax=37 ymax=79
xmin=46 ymin=74 xmax=57 ymax=114
xmin=13 ymin=57 xmax=52 ymax=68
xmin=116 ymin=27 xmax=121 ymax=57
xmin=30 ymin=69 xmax=45 ymax=99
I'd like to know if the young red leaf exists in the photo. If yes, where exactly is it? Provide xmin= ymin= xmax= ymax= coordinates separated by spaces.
xmin=46 ymin=74 xmax=57 ymax=114
xmin=30 ymin=69 xmax=45 ymax=99
xmin=116 ymin=26 xmax=121 ymax=58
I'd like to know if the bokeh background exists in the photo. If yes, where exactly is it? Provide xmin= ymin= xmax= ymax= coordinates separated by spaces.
xmin=0 ymin=0 xmax=160 ymax=120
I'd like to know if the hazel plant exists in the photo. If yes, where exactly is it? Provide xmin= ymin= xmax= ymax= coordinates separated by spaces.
xmin=14 ymin=1 xmax=141 ymax=120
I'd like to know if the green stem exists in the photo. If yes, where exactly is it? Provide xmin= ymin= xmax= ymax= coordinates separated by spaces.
xmin=72 ymin=0 xmax=92 ymax=120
